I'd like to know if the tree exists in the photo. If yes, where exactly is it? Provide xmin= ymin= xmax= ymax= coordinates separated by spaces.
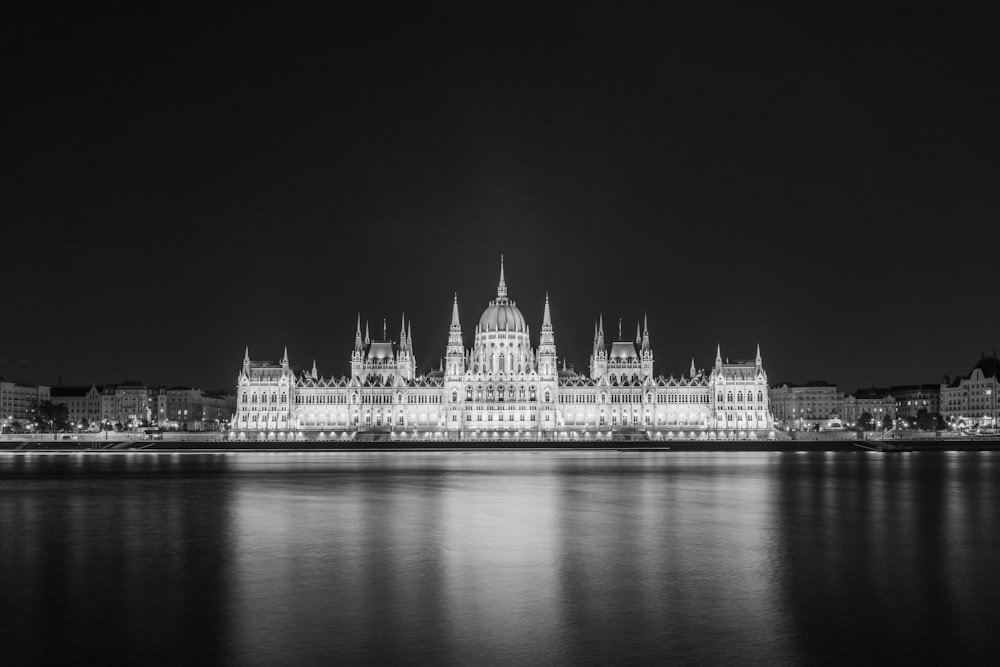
xmin=35 ymin=401 xmax=69 ymax=432
xmin=858 ymin=412 xmax=875 ymax=431
xmin=882 ymin=414 xmax=894 ymax=430
xmin=916 ymin=408 xmax=936 ymax=431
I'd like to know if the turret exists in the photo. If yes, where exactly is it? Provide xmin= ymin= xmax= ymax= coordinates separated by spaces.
xmin=445 ymin=293 xmax=465 ymax=377
xmin=641 ymin=314 xmax=651 ymax=354
xmin=311 ymin=359 xmax=318 ymax=380
xmin=538 ymin=293 xmax=557 ymax=377
xmin=354 ymin=314 xmax=363 ymax=352
xmin=281 ymin=346 xmax=289 ymax=370
xmin=690 ymin=358 xmax=697 ymax=378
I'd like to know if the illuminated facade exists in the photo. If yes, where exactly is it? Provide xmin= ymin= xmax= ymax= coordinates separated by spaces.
xmin=233 ymin=259 xmax=775 ymax=441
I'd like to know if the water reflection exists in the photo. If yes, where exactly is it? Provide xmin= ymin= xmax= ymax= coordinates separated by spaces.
xmin=2 ymin=452 xmax=999 ymax=664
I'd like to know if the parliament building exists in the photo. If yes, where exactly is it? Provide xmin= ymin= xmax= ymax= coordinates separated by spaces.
xmin=232 ymin=259 xmax=775 ymax=442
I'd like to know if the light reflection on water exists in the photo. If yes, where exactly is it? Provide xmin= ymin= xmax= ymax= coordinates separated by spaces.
xmin=1 ymin=452 xmax=999 ymax=664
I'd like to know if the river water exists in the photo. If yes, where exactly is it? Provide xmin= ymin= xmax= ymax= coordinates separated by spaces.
xmin=1 ymin=451 xmax=998 ymax=665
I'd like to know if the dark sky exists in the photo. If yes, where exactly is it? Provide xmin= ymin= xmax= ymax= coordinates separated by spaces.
xmin=3 ymin=2 xmax=998 ymax=393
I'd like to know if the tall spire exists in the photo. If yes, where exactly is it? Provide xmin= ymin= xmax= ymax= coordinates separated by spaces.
xmin=281 ymin=346 xmax=289 ymax=368
xmin=641 ymin=313 xmax=651 ymax=353
xmin=364 ymin=320 xmax=370 ymax=345
xmin=540 ymin=293 xmax=555 ymax=351
xmin=354 ymin=314 xmax=363 ymax=351
xmin=690 ymin=358 xmax=697 ymax=377
xmin=450 ymin=293 xmax=461 ymax=329
xmin=400 ymin=313 xmax=406 ymax=347
xmin=311 ymin=359 xmax=318 ymax=379
xmin=243 ymin=346 xmax=249 ymax=363
xmin=497 ymin=254 xmax=507 ymax=298
xmin=755 ymin=343 xmax=762 ymax=367
xmin=407 ymin=321 xmax=413 ymax=353
xmin=715 ymin=344 xmax=722 ymax=367
xmin=635 ymin=320 xmax=641 ymax=345
xmin=447 ymin=293 xmax=464 ymax=356
xmin=597 ymin=314 xmax=605 ymax=349
xmin=382 ymin=318 xmax=387 ymax=342
xmin=618 ymin=316 xmax=622 ymax=341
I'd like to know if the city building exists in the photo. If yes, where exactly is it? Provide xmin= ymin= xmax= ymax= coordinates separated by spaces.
xmin=160 ymin=387 xmax=236 ymax=431
xmin=889 ymin=384 xmax=941 ymax=421
xmin=49 ymin=385 xmax=102 ymax=427
xmin=100 ymin=382 xmax=151 ymax=427
xmin=768 ymin=381 xmax=841 ymax=430
xmin=233 ymin=259 xmax=775 ymax=442
xmin=940 ymin=356 xmax=1000 ymax=429
xmin=0 ymin=378 xmax=50 ymax=428
xmin=841 ymin=387 xmax=896 ymax=427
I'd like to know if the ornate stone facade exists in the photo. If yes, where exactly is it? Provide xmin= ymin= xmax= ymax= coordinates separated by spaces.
xmin=233 ymin=259 xmax=775 ymax=441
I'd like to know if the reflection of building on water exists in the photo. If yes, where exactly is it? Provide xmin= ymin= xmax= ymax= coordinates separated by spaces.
xmin=233 ymin=258 xmax=775 ymax=442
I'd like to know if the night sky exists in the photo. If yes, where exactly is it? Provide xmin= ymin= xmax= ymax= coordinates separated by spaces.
xmin=3 ymin=2 xmax=998 ymax=393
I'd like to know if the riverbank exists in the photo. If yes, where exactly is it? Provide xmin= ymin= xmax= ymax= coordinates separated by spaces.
xmin=2 ymin=438 xmax=1000 ymax=453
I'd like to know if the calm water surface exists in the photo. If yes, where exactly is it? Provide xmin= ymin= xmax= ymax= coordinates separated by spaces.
xmin=2 ymin=451 xmax=999 ymax=665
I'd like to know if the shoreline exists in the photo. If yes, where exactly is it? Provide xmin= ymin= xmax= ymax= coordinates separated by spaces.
xmin=3 ymin=439 xmax=1000 ymax=453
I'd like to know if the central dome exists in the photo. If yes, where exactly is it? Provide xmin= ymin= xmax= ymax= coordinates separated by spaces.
xmin=479 ymin=298 xmax=527 ymax=332
xmin=478 ymin=255 xmax=527 ymax=333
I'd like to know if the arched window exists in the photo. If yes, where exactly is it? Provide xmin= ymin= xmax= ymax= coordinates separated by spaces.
xmin=727 ymin=392 xmax=733 ymax=402
xmin=530 ymin=386 xmax=537 ymax=401
xmin=452 ymin=391 xmax=458 ymax=403
xmin=519 ymin=386 xmax=526 ymax=400
xmin=466 ymin=386 xmax=473 ymax=401
xmin=544 ymin=391 xmax=551 ymax=403
xmin=758 ymin=391 xmax=764 ymax=402
xmin=717 ymin=393 xmax=723 ymax=403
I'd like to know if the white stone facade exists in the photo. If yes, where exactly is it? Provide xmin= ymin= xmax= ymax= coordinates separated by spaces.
xmin=233 ymin=260 xmax=775 ymax=441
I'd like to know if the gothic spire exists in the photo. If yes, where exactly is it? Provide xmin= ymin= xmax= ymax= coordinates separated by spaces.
xmin=354 ymin=314 xmax=363 ymax=351
xmin=641 ymin=313 xmax=651 ymax=352
xmin=497 ymin=254 xmax=507 ymax=298
xmin=281 ymin=346 xmax=289 ymax=367
xmin=450 ymin=293 xmax=461 ymax=329
xmin=635 ymin=320 xmax=641 ymax=345
xmin=715 ymin=344 xmax=722 ymax=367
xmin=311 ymin=359 xmax=318 ymax=379
xmin=400 ymin=313 xmax=406 ymax=347
xmin=540 ymin=293 xmax=555 ymax=350
xmin=243 ymin=346 xmax=249 ymax=363
xmin=407 ymin=321 xmax=413 ymax=353
xmin=364 ymin=320 xmax=370 ymax=345
xmin=690 ymin=358 xmax=697 ymax=377
xmin=756 ymin=343 xmax=762 ymax=366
